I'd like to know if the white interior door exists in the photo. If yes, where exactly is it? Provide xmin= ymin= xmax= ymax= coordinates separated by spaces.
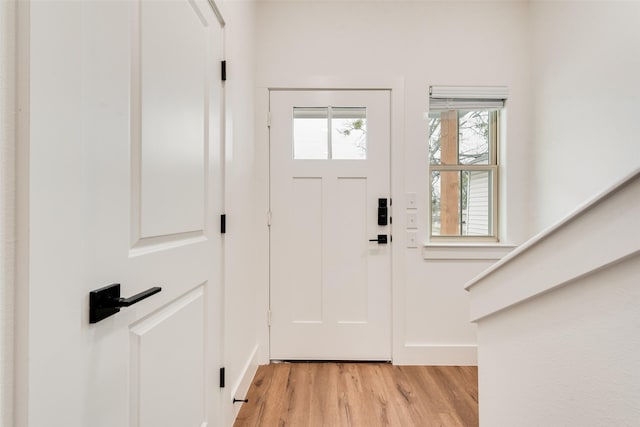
xmin=19 ymin=1 xmax=224 ymax=426
xmin=269 ymin=90 xmax=391 ymax=360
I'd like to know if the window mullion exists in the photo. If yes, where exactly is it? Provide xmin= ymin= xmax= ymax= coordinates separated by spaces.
xmin=432 ymin=165 xmax=495 ymax=172
xmin=327 ymin=106 xmax=333 ymax=160
xmin=491 ymin=111 xmax=498 ymax=165
xmin=459 ymin=170 xmax=463 ymax=236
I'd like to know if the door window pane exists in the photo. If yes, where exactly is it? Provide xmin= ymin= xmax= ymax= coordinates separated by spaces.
xmin=331 ymin=107 xmax=367 ymax=160
xmin=293 ymin=107 xmax=328 ymax=159
xmin=293 ymin=107 xmax=367 ymax=160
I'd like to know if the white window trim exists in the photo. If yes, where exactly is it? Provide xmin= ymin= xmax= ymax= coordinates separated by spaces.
xmin=422 ymin=243 xmax=517 ymax=261
xmin=428 ymin=85 xmax=508 ymax=243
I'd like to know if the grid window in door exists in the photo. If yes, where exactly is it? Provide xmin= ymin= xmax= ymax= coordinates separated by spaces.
xmin=293 ymin=107 xmax=367 ymax=160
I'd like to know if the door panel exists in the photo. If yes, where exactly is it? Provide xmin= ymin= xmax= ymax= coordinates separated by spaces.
xmin=270 ymin=90 xmax=391 ymax=360
xmin=290 ymin=178 xmax=324 ymax=322
xmin=23 ymin=0 xmax=224 ymax=426
xmin=131 ymin=286 xmax=205 ymax=427
xmin=139 ymin=0 xmax=207 ymax=238
xmin=333 ymin=177 xmax=368 ymax=322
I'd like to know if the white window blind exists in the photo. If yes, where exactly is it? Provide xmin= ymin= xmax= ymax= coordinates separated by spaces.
xmin=429 ymin=85 xmax=508 ymax=111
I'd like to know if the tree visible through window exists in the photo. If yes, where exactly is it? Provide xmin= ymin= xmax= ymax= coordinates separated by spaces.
xmin=293 ymin=107 xmax=367 ymax=160
xmin=429 ymin=104 xmax=499 ymax=239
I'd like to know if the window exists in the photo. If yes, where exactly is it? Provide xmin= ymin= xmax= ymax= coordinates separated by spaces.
xmin=428 ymin=86 xmax=507 ymax=241
xmin=293 ymin=107 xmax=367 ymax=160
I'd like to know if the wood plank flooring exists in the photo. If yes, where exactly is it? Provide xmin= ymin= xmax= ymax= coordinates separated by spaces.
xmin=233 ymin=363 xmax=478 ymax=427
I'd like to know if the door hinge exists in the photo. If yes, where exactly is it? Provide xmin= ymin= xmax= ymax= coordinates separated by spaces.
xmin=268 ymin=310 xmax=272 ymax=327
xmin=221 ymin=214 xmax=226 ymax=234
xmin=220 ymin=367 xmax=226 ymax=388
xmin=267 ymin=112 xmax=272 ymax=128
xmin=267 ymin=210 xmax=272 ymax=227
xmin=221 ymin=60 xmax=226 ymax=81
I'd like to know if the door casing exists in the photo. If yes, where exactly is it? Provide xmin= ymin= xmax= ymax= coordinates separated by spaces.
xmin=254 ymin=79 xmax=406 ymax=364
xmin=269 ymin=89 xmax=392 ymax=360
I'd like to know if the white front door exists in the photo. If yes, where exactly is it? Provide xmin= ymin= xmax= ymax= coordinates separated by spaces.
xmin=269 ymin=90 xmax=391 ymax=360
xmin=19 ymin=1 xmax=224 ymax=426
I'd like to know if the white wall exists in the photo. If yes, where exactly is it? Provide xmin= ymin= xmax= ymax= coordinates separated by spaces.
xmin=531 ymin=1 xmax=640 ymax=231
xmin=254 ymin=0 xmax=533 ymax=364
xmin=467 ymin=3 xmax=640 ymax=423
xmin=477 ymin=255 xmax=640 ymax=426
xmin=1 ymin=0 xmax=16 ymax=425
xmin=218 ymin=1 xmax=260 ymax=424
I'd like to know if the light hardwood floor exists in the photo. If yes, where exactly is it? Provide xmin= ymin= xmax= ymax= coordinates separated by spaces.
xmin=234 ymin=362 xmax=478 ymax=427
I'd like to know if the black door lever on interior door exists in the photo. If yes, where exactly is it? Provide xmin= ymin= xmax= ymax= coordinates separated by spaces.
xmin=89 ymin=283 xmax=162 ymax=323
xmin=369 ymin=234 xmax=388 ymax=244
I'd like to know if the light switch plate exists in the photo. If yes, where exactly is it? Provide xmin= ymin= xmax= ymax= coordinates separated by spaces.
xmin=406 ymin=212 xmax=417 ymax=229
xmin=407 ymin=231 xmax=418 ymax=248
xmin=406 ymin=192 xmax=417 ymax=208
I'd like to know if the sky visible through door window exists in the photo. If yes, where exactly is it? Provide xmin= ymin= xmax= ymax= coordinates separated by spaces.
xmin=293 ymin=107 xmax=367 ymax=160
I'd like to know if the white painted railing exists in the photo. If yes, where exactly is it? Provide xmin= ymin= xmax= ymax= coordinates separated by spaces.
xmin=465 ymin=168 xmax=640 ymax=427
xmin=466 ymin=168 xmax=640 ymax=321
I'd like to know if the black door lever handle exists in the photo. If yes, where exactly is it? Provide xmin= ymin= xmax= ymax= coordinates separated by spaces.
xmin=90 ymin=283 xmax=162 ymax=323
xmin=369 ymin=234 xmax=388 ymax=244
xmin=117 ymin=287 xmax=162 ymax=307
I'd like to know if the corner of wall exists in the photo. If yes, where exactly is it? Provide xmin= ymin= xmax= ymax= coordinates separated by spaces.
xmin=528 ymin=0 xmax=640 ymax=232
xmin=220 ymin=0 xmax=261 ymax=425
xmin=226 ymin=344 xmax=260 ymax=426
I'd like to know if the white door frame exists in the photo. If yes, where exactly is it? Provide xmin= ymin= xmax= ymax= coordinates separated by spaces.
xmin=269 ymin=89 xmax=392 ymax=360
xmin=254 ymin=77 xmax=406 ymax=364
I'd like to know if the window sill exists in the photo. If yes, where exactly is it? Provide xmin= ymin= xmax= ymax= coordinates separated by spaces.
xmin=422 ymin=243 xmax=517 ymax=261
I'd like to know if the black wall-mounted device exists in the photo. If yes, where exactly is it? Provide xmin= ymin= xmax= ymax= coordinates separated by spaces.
xmin=378 ymin=198 xmax=388 ymax=226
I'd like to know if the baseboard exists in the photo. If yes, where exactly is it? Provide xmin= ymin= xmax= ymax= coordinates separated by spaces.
xmin=393 ymin=344 xmax=477 ymax=366
xmin=230 ymin=344 xmax=260 ymax=423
